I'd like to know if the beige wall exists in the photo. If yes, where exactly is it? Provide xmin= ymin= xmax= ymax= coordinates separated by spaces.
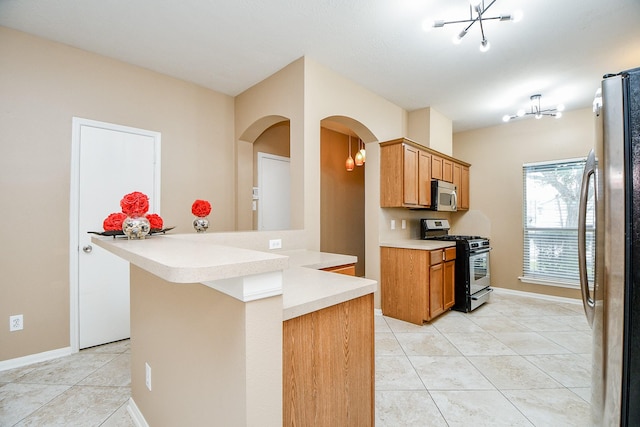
xmin=130 ymin=266 xmax=282 ymax=426
xmin=236 ymin=58 xmax=409 ymax=308
xmin=0 ymin=27 xmax=235 ymax=361
xmin=235 ymin=59 xmax=305 ymax=231
xmin=304 ymin=58 xmax=408 ymax=310
xmin=452 ymin=108 xmax=596 ymax=299
xmin=407 ymin=107 xmax=453 ymax=156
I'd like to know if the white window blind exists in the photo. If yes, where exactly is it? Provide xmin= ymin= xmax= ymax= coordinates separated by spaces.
xmin=522 ymin=158 xmax=595 ymax=286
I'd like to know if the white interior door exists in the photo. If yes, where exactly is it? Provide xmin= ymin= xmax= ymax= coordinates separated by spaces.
xmin=257 ymin=152 xmax=290 ymax=231
xmin=71 ymin=118 xmax=160 ymax=350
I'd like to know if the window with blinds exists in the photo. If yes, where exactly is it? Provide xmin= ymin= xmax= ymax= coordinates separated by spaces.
xmin=522 ymin=158 xmax=595 ymax=286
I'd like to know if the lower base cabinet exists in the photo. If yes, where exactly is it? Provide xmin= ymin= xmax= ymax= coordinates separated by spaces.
xmin=283 ymin=293 xmax=374 ymax=425
xmin=381 ymin=246 xmax=455 ymax=325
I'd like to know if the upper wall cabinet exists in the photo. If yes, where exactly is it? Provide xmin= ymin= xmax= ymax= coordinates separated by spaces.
xmin=453 ymin=162 xmax=470 ymax=210
xmin=380 ymin=138 xmax=470 ymax=210
xmin=381 ymin=141 xmax=430 ymax=208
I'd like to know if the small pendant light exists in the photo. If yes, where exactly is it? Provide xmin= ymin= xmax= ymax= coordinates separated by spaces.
xmin=345 ymin=135 xmax=355 ymax=171
xmin=358 ymin=139 xmax=366 ymax=164
xmin=355 ymin=138 xmax=364 ymax=166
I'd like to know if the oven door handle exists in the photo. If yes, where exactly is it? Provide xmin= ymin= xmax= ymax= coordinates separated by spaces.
xmin=471 ymin=288 xmax=493 ymax=300
xmin=469 ymin=247 xmax=491 ymax=255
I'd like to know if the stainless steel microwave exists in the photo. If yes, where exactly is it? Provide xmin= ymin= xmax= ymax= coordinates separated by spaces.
xmin=431 ymin=180 xmax=457 ymax=212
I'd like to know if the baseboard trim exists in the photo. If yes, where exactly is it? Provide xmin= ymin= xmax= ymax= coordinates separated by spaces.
xmin=492 ymin=287 xmax=582 ymax=305
xmin=127 ymin=397 xmax=149 ymax=427
xmin=0 ymin=346 xmax=73 ymax=372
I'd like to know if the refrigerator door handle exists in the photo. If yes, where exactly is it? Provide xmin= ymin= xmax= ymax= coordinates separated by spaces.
xmin=578 ymin=149 xmax=596 ymax=327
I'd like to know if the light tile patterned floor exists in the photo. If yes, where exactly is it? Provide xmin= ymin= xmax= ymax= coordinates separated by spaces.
xmin=0 ymin=291 xmax=592 ymax=426
xmin=376 ymin=291 xmax=592 ymax=426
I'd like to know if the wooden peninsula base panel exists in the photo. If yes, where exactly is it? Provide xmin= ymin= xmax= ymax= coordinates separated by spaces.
xmin=283 ymin=293 xmax=374 ymax=426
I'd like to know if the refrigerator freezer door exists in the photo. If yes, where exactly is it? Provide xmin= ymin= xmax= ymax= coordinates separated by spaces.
xmin=591 ymin=73 xmax=626 ymax=426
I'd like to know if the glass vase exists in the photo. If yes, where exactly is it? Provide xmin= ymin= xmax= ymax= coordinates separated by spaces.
xmin=193 ymin=216 xmax=209 ymax=233
xmin=122 ymin=215 xmax=151 ymax=239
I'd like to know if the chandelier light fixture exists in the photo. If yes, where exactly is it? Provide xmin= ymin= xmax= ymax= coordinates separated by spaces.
xmin=502 ymin=94 xmax=565 ymax=122
xmin=424 ymin=0 xmax=523 ymax=52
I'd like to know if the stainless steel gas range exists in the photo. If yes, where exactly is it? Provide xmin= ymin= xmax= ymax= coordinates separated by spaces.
xmin=420 ymin=219 xmax=492 ymax=312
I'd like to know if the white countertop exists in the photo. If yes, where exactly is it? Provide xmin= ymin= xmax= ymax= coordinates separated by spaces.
xmin=380 ymin=240 xmax=456 ymax=250
xmin=277 ymin=249 xmax=357 ymax=270
xmin=282 ymin=267 xmax=376 ymax=321
xmin=276 ymin=249 xmax=373 ymax=320
xmin=92 ymin=234 xmax=288 ymax=283
xmin=92 ymin=234 xmax=376 ymax=320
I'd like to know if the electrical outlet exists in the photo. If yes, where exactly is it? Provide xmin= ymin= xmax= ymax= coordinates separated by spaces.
xmin=268 ymin=239 xmax=282 ymax=249
xmin=9 ymin=315 xmax=23 ymax=332
xmin=390 ymin=220 xmax=396 ymax=230
xmin=401 ymin=219 xmax=407 ymax=229
xmin=145 ymin=362 xmax=152 ymax=391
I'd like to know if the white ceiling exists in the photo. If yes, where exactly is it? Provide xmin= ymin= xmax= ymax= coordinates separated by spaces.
xmin=1 ymin=0 xmax=639 ymax=132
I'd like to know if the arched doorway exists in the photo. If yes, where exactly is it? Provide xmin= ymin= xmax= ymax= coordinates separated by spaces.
xmin=237 ymin=116 xmax=291 ymax=231
xmin=320 ymin=117 xmax=376 ymax=277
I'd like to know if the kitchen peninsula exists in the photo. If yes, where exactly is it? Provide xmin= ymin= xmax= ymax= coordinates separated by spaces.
xmin=92 ymin=232 xmax=376 ymax=427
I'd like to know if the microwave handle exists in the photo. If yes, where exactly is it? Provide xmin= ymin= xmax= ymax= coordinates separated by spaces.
xmin=452 ymin=190 xmax=458 ymax=211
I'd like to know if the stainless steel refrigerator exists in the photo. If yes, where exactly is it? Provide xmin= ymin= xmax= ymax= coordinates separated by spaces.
xmin=579 ymin=66 xmax=640 ymax=426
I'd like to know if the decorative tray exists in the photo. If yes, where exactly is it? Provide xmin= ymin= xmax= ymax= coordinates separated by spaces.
xmin=88 ymin=227 xmax=175 ymax=238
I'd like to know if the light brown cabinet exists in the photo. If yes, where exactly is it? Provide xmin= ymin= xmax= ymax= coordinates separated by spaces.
xmin=381 ymin=246 xmax=456 ymax=325
xmin=431 ymin=154 xmax=443 ymax=181
xmin=283 ymin=294 xmax=374 ymax=426
xmin=380 ymin=141 xmax=432 ymax=208
xmin=380 ymin=138 xmax=470 ymax=210
xmin=442 ymin=158 xmax=454 ymax=183
xmin=452 ymin=163 xmax=470 ymax=210
xmin=430 ymin=247 xmax=456 ymax=318
xmin=430 ymin=155 xmax=452 ymax=183
xmin=418 ymin=150 xmax=432 ymax=206
xmin=321 ymin=263 xmax=356 ymax=276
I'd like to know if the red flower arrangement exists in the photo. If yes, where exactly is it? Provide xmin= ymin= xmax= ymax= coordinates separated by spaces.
xmin=103 ymin=212 xmax=127 ymax=231
xmin=120 ymin=191 xmax=149 ymax=217
xmin=100 ymin=191 xmax=166 ymax=233
xmin=191 ymin=199 xmax=212 ymax=217
xmin=145 ymin=213 xmax=164 ymax=230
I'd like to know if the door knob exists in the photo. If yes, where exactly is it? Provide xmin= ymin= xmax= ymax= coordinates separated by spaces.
xmin=82 ymin=245 xmax=93 ymax=253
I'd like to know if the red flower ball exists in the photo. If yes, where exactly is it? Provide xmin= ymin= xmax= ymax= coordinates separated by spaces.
xmin=120 ymin=191 xmax=150 ymax=217
xmin=146 ymin=213 xmax=164 ymax=230
xmin=191 ymin=199 xmax=211 ymax=217
xmin=103 ymin=212 xmax=127 ymax=231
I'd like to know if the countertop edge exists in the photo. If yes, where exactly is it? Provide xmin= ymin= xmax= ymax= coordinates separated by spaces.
xmin=380 ymin=240 xmax=456 ymax=250
xmin=91 ymin=236 xmax=289 ymax=283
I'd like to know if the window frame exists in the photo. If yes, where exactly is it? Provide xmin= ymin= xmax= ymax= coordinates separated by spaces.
xmin=519 ymin=157 xmax=594 ymax=288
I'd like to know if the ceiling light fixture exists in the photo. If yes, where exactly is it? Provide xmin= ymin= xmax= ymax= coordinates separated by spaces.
xmin=355 ymin=138 xmax=365 ymax=166
xmin=346 ymin=135 xmax=355 ymax=171
xmin=424 ymin=0 xmax=522 ymax=53
xmin=502 ymin=94 xmax=565 ymax=122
